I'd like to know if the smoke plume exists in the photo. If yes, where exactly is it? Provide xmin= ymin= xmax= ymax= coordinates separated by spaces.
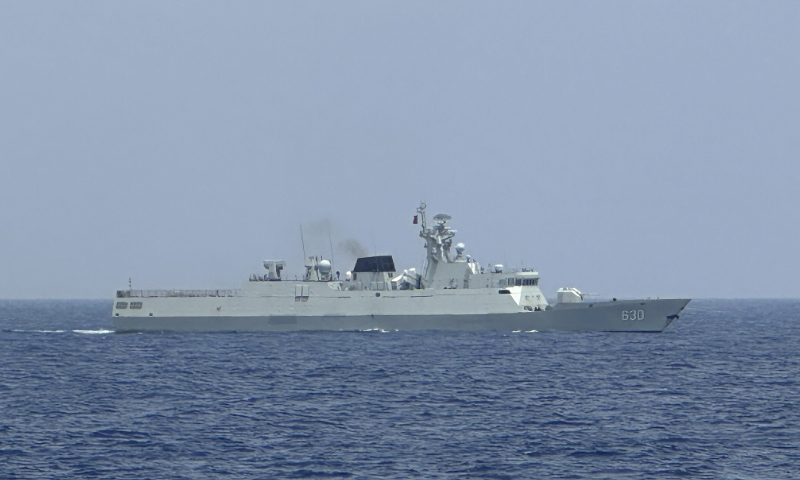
xmin=339 ymin=238 xmax=368 ymax=259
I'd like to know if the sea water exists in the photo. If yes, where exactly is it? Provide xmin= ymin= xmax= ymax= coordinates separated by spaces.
xmin=1 ymin=299 xmax=798 ymax=479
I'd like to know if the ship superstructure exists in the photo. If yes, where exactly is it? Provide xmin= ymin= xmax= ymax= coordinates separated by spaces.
xmin=113 ymin=203 xmax=689 ymax=332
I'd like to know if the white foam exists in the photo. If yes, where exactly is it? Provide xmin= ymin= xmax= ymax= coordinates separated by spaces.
xmin=525 ymin=330 xmax=538 ymax=333
xmin=512 ymin=330 xmax=521 ymax=333
xmin=72 ymin=329 xmax=114 ymax=334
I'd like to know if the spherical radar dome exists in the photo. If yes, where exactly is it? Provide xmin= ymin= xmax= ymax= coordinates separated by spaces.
xmin=318 ymin=259 xmax=332 ymax=274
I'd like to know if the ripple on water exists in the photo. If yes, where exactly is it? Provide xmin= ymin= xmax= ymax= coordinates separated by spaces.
xmin=0 ymin=299 xmax=798 ymax=479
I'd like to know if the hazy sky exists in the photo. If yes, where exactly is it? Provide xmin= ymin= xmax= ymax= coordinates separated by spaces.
xmin=1 ymin=1 xmax=798 ymax=299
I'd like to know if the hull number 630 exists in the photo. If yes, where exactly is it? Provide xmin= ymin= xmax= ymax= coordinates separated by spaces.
xmin=622 ymin=310 xmax=645 ymax=321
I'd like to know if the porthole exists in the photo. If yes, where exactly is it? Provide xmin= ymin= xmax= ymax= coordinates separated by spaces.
xmin=375 ymin=292 xmax=380 ymax=297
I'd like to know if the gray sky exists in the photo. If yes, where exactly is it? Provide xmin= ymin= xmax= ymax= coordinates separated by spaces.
xmin=1 ymin=1 xmax=798 ymax=299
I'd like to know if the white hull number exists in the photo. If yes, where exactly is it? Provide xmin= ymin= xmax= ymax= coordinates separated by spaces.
xmin=622 ymin=310 xmax=645 ymax=321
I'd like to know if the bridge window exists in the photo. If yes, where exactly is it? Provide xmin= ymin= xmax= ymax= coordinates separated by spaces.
xmin=130 ymin=302 xmax=143 ymax=309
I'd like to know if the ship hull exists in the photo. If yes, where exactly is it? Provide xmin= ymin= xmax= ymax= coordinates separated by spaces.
xmin=114 ymin=298 xmax=689 ymax=333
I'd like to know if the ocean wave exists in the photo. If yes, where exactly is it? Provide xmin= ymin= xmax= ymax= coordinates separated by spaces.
xmin=10 ymin=329 xmax=66 ymax=333
xmin=1 ymin=298 xmax=798 ymax=479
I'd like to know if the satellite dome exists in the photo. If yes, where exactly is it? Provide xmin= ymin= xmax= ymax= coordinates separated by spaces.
xmin=318 ymin=259 xmax=332 ymax=273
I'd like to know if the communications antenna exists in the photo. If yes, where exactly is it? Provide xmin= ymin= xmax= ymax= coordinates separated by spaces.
xmin=300 ymin=225 xmax=307 ymax=261
xmin=327 ymin=224 xmax=336 ymax=275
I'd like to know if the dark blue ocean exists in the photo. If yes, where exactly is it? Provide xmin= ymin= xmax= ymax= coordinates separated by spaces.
xmin=1 ymin=300 xmax=798 ymax=479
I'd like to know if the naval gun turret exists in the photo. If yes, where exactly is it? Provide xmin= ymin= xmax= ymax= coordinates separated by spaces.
xmin=557 ymin=287 xmax=585 ymax=303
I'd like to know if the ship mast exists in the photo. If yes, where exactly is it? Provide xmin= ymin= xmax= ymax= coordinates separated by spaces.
xmin=417 ymin=202 xmax=456 ymax=288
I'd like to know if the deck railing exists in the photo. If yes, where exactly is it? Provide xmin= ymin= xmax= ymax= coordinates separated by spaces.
xmin=116 ymin=289 xmax=239 ymax=298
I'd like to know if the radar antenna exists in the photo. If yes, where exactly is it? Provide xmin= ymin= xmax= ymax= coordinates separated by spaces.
xmin=433 ymin=213 xmax=452 ymax=224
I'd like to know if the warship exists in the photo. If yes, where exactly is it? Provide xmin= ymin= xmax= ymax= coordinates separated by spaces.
xmin=113 ymin=203 xmax=689 ymax=333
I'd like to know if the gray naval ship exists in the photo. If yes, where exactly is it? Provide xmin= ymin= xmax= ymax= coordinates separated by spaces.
xmin=114 ymin=203 xmax=689 ymax=333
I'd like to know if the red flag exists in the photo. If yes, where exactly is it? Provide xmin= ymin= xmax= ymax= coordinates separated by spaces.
xmin=413 ymin=215 xmax=418 ymax=224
